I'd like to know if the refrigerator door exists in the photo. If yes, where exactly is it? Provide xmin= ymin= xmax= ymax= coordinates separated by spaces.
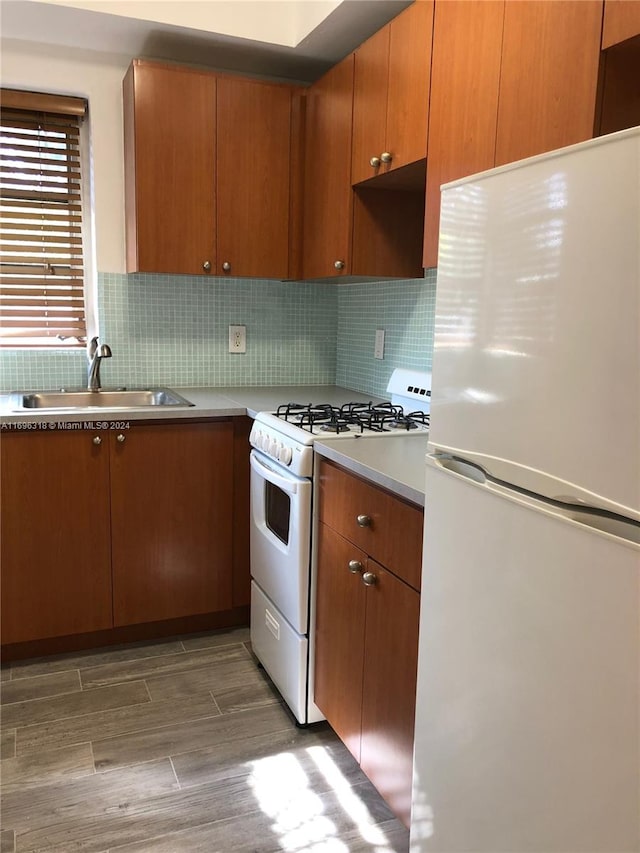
xmin=430 ymin=127 xmax=640 ymax=520
xmin=410 ymin=457 xmax=639 ymax=853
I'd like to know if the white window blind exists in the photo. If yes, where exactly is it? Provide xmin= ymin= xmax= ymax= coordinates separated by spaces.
xmin=0 ymin=89 xmax=88 ymax=348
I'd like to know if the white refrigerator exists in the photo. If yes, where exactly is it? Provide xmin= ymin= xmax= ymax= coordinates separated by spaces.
xmin=410 ymin=127 xmax=640 ymax=852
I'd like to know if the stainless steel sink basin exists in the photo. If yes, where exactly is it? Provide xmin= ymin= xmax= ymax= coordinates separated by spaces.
xmin=10 ymin=387 xmax=195 ymax=410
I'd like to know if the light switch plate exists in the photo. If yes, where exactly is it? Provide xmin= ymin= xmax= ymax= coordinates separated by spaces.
xmin=229 ymin=325 xmax=246 ymax=353
xmin=374 ymin=328 xmax=385 ymax=360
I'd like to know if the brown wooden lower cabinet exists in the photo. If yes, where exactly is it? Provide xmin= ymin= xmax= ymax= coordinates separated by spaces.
xmin=314 ymin=523 xmax=368 ymax=763
xmin=1 ymin=429 xmax=113 ymax=645
xmin=360 ymin=557 xmax=420 ymax=826
xmin=315 ymin=483 xmax=421 ymax=828
xmin=1 ymin=419 xmax=241 ymax=649
xmin=110 ymin=421 xmax=234 ymax=625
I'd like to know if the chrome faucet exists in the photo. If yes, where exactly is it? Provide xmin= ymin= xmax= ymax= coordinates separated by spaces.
xmin=87 ymin=336 xmax=112 ymax=391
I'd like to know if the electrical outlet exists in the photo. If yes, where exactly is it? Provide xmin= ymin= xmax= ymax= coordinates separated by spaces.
xmin=374 ymin=328 xmax=385 ymax=360
xmin=229 ymin=325 xmax=246 ymax=353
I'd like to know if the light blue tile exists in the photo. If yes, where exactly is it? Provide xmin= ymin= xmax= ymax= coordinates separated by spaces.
xmin=335 ymin=270 xmax=436 ymax=398
xmin=0 ymin=269 xmax=437 ymax=398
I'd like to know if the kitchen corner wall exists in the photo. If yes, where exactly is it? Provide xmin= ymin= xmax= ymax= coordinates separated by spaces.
xmin=336 ymin=270 xmax=437 ymax=398
xmin=0 ymin=270 xmax=436 ymax=395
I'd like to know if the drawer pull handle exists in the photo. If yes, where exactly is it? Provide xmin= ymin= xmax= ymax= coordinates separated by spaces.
xmin=348 ymin=560 xmax=363 ymax=574
xmin=92 ymin=436 xmax=102 ymax=446
xmin=356 ymin=514 xmax=372 ymax=528
xmin=362 ymin=571 xmax=377 ymax=587
xmin=116 ymin=433 xmax=126 ymax=443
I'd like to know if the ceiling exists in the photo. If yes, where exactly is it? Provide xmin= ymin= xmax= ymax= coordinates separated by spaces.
xmin=0 ymin=0 xmax=414 ymax=82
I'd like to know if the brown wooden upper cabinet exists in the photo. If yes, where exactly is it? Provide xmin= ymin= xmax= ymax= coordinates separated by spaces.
xmin=422 ymin=0 xmax=504 ymax=268
xmin=216 ymin=76 xmax=293 ymax=279
xmin=602 ymin=0 xmax=640 ymax=47
xmin=123 ymin=60 xmax=294 ymax=279
xmin=351 ymin=0 xmax=434 ymax=186
xmin=124 ymin=61 xmax=216 ymax=277
xmin=495 ymin=0 xmax=604 ymax=166
xmin=423 ymin=0 xmax=604 ymax=268
xmin=302 ymin=54 xmax=355 ymax=280
xmin=302 ymin=52 xmax=425 ymax=281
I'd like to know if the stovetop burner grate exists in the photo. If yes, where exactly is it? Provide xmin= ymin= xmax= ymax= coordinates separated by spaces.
xmin=274 ymin=400 xmax=429 ymax=433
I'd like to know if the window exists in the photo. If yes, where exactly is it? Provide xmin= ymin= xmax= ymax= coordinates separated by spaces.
xmin=0 ymin=89 xmax=89 ymax=348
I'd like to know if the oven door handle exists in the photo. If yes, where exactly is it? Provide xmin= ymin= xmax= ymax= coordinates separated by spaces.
xmin=250 ymin=450 xmax=300 ymax=496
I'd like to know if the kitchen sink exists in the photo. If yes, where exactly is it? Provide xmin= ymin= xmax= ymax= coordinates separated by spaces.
xmin=10 ymin=388 xmax=195 ymax=410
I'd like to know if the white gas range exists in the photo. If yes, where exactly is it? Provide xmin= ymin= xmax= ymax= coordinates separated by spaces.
xmin=248 ymin=369 xmax=431 ymax=724
xmin=249 ymin=368 xmax=431 ymax=477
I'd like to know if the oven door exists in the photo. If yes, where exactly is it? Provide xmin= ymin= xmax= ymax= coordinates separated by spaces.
xmin=249 ymin=449 xmax=312 ymax=633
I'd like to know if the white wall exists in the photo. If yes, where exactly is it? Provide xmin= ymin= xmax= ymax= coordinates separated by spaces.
xmin=1 ymin=38 xmax=130 ymax=273
xmin=23 ymin=0 xmax=342 ymax=47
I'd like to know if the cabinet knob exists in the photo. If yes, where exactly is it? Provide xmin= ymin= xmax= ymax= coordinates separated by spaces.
xmin=348 ymin=560 xmax=363 ymax=574
xmin=334 ymin=260 xmax=345 ymax=271
xmin=202 ymin=260 xmax=211 ymax=271
xmin=222 ymin=261 xmax=231 ymax=272
xmin=362 ymin=571 xmax=377 ymax=587
xmin=356 ymin=514 xmax=372 ymax=528
xmin=116 ymin=433 xmax=126 ymax=443
xmin=380 ymin=152 xmax=393 ymax=164
xmin=92 ymin=435 xmax=102 ymax=445
xmin=370 ymin=156 xmax=381 ymax=168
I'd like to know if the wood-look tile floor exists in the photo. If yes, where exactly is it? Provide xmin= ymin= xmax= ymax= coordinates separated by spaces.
xmin=0 ymin=627 xmax=409 ymax=852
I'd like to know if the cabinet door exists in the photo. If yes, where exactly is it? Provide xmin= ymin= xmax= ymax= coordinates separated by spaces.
xmin=360 ymin=559 xmax=420 ymax=828
xmin=110 ymin=422 xmax=233 ymax=626
xmin=495 ymin=1 xmax=603 ymax=166
xmin=351 ymin=24 xmax=390 ymax=186
xmin=318 ymin=459 xmax=423 ymax=591
xmin=314 ymin=523 xmax=367 ymax=763
xmin=302 ymin=54 xmax=355 ymax=279
xmin=423 ymin=0 xmax=504 ymax=268
xmin=602 ymin=0 xmax=640 ymax=48
xmin=385 ymin=0 xmax=434 ymax=174
xmin=1 ymin=430 xmax=112 ymax=644
xmin=352 ymin=2 xmax=434 ymax=186
xmin=217 ymin=77 xmax=292 ymax=279
xmin=123 ymin=61 xmax=216 ymax=276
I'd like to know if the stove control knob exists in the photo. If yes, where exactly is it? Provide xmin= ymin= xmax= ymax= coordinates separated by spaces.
xmin=279 ymin=445 xmax=293 ymax=465
xmin=253 ymin=431 xmax=263 ymax=449
xmin=269 ymin=439 xmax=280 ymax=457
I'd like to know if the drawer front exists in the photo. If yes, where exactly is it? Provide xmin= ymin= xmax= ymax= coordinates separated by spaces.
xmin=318 ymin=459 xmax=423 ymax=591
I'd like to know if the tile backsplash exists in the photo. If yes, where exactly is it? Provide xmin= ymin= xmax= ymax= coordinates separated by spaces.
xmin=336 ymin=270 xmax=437 ymax=398
xmin=0 ymin=270 xmax=436 ymax=396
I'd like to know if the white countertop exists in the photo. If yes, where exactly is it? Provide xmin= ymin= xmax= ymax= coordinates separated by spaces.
xmin=314 ymin=434 xmax=429 ymax=507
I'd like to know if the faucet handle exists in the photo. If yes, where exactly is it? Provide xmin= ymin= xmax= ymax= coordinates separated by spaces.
xmin=88 ymin=336 xmax=99 ymax=359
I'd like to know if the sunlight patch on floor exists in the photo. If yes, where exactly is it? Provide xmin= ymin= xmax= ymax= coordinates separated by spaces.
xmin=247 ymin=750 xmax=346 ymax=851
xmin=307 ymin=745 xmax=395 ymax=850
xmin=247 ymin=744 xmax=399 ymax=852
